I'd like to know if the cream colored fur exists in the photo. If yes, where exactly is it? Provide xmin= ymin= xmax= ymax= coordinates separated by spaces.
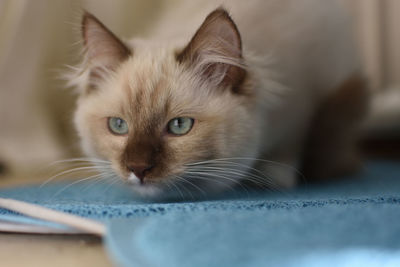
xmin=72 ymin=0 xmax=361 ymax=198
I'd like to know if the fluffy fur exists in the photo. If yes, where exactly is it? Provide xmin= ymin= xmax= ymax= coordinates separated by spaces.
xmin=71 ymin=0 xmax=368 ymax=199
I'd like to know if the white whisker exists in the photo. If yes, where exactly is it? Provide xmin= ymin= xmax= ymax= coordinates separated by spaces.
xmin=185 ymin=158 xmax=288 ymax=192
xmin=189 ymin=165 xmax=282 ymax=192
xmin=187 ymin=157 xmax=304 ymax=179
xmin=184 ymin=170 xmax=250 ymax=194
xmin=102 ymin=176 xmax=123 ymax=194
xmin=169 ymin=180 xmax=185 ymax=200
xmin=183 ymin=173 xmax=237 ymax=193
xmin=41 ymin=165 xmax=113 ymax=187
xmin=172 ymin=174 xmax=207 ymax=197
xmin=51 ymin=172 xmax=110 ymax=197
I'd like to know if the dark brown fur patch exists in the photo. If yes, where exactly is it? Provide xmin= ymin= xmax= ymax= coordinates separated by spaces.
xmin=122 ymin=126 xmax=172 ymax=180
xmin=121 ymin=77 xmax=173 ymax=181
xmin=301 ymin=74 xmax=370 ymax=182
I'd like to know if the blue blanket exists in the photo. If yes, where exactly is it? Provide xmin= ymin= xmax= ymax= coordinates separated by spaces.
xmin=0 ymin=161 xmax=400 ymax=266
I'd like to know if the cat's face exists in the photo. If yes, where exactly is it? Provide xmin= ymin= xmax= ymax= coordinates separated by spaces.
xmin=73 ymin=10 xmax=260 ymax=198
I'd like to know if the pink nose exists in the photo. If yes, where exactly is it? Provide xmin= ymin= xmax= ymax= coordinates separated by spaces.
xmin=127 ymin=164 xmax=153 ymax=181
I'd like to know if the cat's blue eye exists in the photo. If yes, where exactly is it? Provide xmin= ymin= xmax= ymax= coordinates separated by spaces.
xmin=167 ymin=117 xmax=194 ymax=136
xmin=108 ymin=117 xmax=128 ymax=135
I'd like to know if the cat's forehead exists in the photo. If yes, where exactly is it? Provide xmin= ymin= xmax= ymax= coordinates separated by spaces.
xmin=112 ymin=48 xmax=200 ymax=122
xmin=100 ymin=44 xmax=232 ymax=130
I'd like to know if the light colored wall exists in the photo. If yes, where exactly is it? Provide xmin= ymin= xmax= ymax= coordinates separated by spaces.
xmin=346 ymin=0 xmax=400 ymax=91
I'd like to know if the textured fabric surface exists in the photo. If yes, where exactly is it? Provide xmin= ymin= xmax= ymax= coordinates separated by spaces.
xmin=0 ymin=161 xmax=400 ymax=266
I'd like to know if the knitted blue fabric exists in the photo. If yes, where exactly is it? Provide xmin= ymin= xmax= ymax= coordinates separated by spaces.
xmin=0 ymin=161 xmax=400 ymax=266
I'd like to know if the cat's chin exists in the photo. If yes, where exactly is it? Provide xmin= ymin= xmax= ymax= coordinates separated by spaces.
xmin=129 ymin=183 xmax=164 ymax=199
xmin=128 ymin=183 xmax=193 ymax=201
xmin=124 ymin=171 xmax=242 ymax=200
xmin=126 ymin=173 xmax=172 ymax=199
xmin=126 ymin=176 xmax=241 ymax=201
xmin=123 ymin=173 xmax=161 ymax=199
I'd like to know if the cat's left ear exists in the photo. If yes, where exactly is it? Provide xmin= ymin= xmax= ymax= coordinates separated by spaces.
xmin=177 ymin=8 xmax=247 ymax=94
xmin=82 ymin=11 xmax=131 ymax=87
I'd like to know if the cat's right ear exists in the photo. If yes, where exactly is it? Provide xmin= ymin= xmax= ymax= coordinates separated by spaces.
xmin=82 ymin=11 xmax=131 ymax=89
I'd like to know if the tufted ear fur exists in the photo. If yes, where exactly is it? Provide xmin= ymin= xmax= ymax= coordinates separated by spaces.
xmin=82 ymin=11 xmax=131 ymax=89
xmin=176 ymin=8 xmax=247 ymax=94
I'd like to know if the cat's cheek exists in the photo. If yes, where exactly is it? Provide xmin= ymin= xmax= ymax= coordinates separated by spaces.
xmin=94 ymin=134 xmax=127 ymax=162
xmin=110 ymin=161 xmax=131 ymax=181
xmin=76 ymin=113 xmax=128 ymax=163
xmin=75 ymin=114 xmax=98 ymax=157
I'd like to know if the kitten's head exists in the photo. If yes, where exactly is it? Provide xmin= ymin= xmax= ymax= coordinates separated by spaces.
xmin=73 ymin=9 xmax=261 ymax=198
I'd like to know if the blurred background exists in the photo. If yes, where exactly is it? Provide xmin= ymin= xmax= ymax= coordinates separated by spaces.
xmin=0 ymin=0 xmax=399 ymax=185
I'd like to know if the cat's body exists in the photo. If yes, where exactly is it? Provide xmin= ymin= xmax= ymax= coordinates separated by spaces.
xmin=72 ymin=0 xmax=368 ymax=198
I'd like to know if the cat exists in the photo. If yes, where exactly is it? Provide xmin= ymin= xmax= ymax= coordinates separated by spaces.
xmin=70 ymin=0 xmax=369 ymax=199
